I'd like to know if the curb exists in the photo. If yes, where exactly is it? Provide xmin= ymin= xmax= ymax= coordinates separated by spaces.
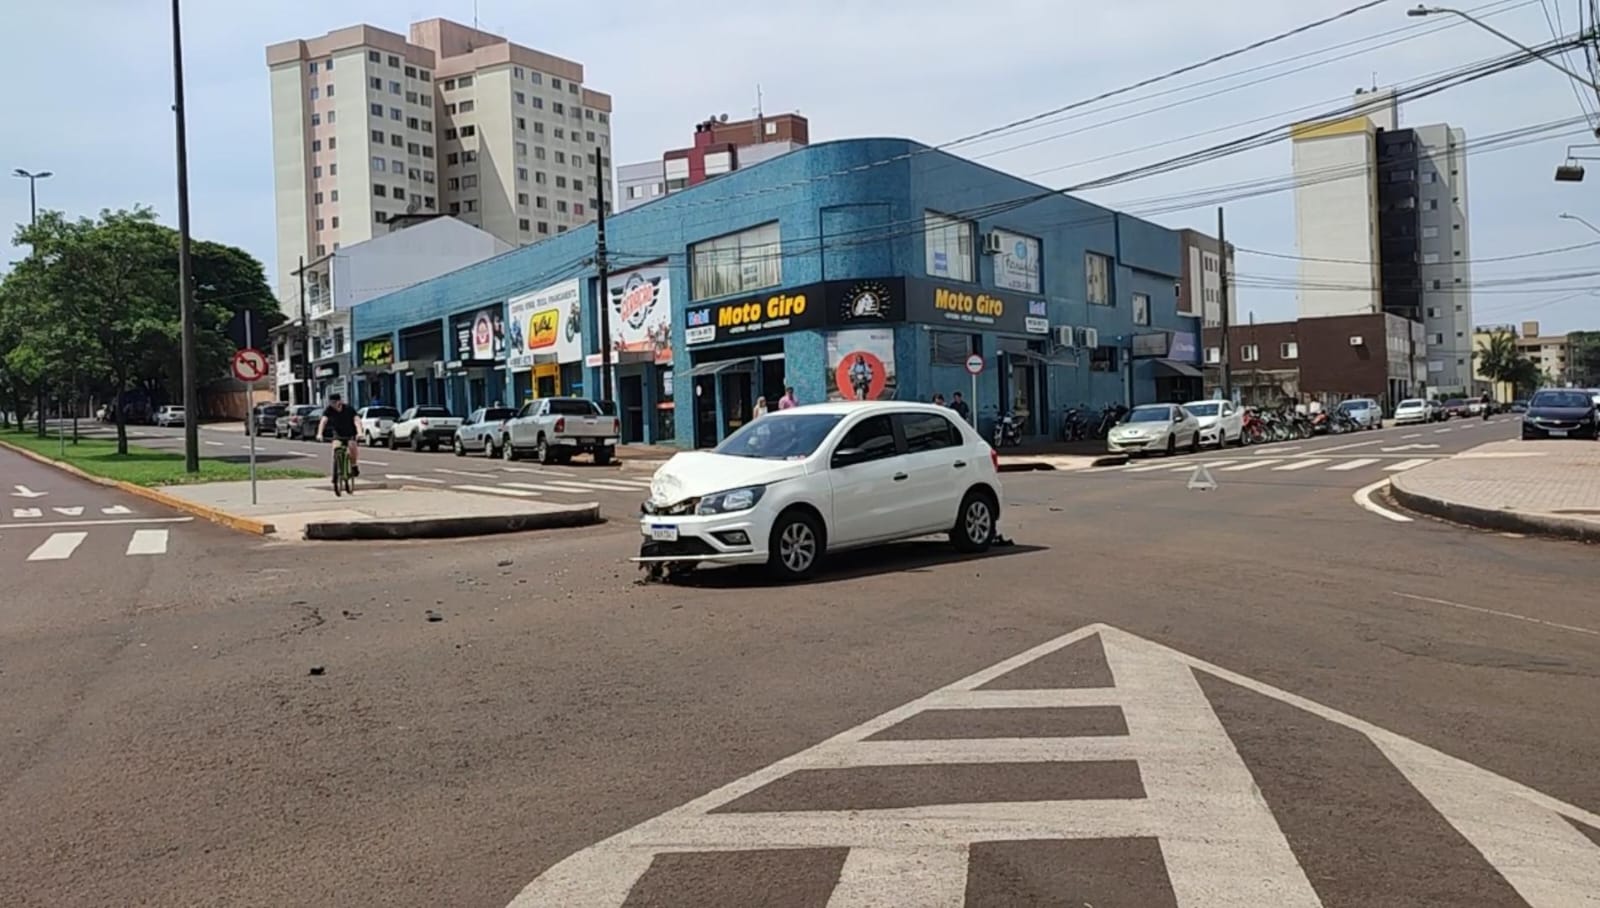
xmin=0 ymin=438 xmax=276 ymax=536
xmin=303 ymin=503 xmax=602 ymax=540
xmin=1388 ymin=474 xmax=1600 ymax=544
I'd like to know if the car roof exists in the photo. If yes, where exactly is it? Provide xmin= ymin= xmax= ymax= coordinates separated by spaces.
xmin=778 ymin=400 xmax=955 ymax=416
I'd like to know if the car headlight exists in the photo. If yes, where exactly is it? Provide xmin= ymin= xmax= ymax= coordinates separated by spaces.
xmin=695 ymin=485 xmax=766 ymax=515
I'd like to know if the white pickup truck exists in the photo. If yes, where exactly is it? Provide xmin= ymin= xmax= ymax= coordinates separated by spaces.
xmin=392 ymin=405 xmax=463 ymax=452
xmin=501 ymin=397 xmax=620 ymax=465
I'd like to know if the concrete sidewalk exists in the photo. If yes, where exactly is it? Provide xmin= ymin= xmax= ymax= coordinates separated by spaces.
xmin=1389 ymin=439 xmax=1600 ymax=542
xmin=155 ymin=478 xmax=601 ymax=541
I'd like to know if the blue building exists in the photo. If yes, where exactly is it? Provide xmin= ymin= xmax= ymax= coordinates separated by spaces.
xmin=349 ymin=138 xmax=1203 ymax=447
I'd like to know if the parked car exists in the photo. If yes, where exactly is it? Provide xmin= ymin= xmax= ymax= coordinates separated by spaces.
xmin=1441 ymin=398 xmax=1468 ymax=419
xmin=501 ymin=397 xmax=620 ymax=464
xmin=453 ymin=406 xmax=517 ymax=457
xmin=1336 ymin=398 xmax=1383 ymax=430
xmin=1521 ymin=388 xmax=1598 ymax=440
xmin=1509 ymin=399 xmax=1530 ymax=413
xmin=275 ymin=404 xmax=320 ymax=440
xmin=153 ymin=405 xmax=186 ymax=427
xmin=1393 ymin=399 xmax=1430 ymax=426
xmin=1106 ymin=404 xmax=1203 ymax=457
xmin=1181 ymin=400 xmax=1243 ymax=449
xmin=391 ymin=406 xmax=462 ymax=452
xmin=357 ymin=406 xmax=400 ymax=447
xmin=637 ymin=401 xmax=1002 ymax=581
xmin=248 ymin=403 xmax=287 ymax=435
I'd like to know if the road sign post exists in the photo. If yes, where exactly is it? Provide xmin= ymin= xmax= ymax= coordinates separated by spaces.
xmin=964 ymin=354 xmax=984 ymax=427
xmin=231 ymin=337 xmax=270 ymax=505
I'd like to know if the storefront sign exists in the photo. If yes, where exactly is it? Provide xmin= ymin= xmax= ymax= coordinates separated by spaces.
xmin=826 ymin=328 xmax=897 ymax=401
xmin=1170 ymin=331 xmax=1199 ymax=363
xmin=684 ymin=278 xmax=908 ymax=347
xmin=450 ymin=304 xmax=506 ymax=364
xmin=905 ymin=278 xmax=1050 ymax=336
xmin=607 ymin=266 xmax=672 ymax=365
xmin=1130 ymin=331 xmax=1171 ymax=359
xmin=358 ymin=337 xmax=393 ymax=368
xmin=313 ymin=361 xmax=340 ymax=379
xmin=508 ymin=279 xmax=581 ymax=369
xmin=993 ymin=230 xmax=1041 ymax=294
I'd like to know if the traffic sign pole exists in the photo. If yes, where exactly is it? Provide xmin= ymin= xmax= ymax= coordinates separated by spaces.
xmin=243 ymin=320 xmax=257 ymax=504
xmin=965 ymin=354 xmax=985 ymax=428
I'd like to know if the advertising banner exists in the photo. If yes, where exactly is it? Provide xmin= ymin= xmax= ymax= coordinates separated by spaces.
xmin=607 ymin=266 xmax=673 ymax=365
xmin=451 ymin=304 xmax=507 ymax=364
xmin=904 ymin=278 xmax=1050 ymax=336
xmin=507 ymin=279 xmax=582 ymax=369
xmin=826 ymin=328 xmax=898 ymax=401
xmin=683 ymin=278 xmax=906 ymax=348
xmin=357 ymin=337 xmax=393 ymax=368
xmin=992 ymin=229 xmax=1041 ymax=294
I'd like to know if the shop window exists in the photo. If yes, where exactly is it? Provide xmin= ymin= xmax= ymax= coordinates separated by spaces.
xmin=930 ymin=332 xmax=975 ymax=365
xmin=1280 ymin=342 xmax=1298 ymax=360
xmin=689 ymin=221 xmax=781 ymax=301
xmin=1132 ymin=292 xmax=1150 ymax=326
xmin=923 ymin=211 xmax=974 ymax=282
xmin=1205 ymin=346 xmax=1221 ymax=364
xmin=1090 ymin=345 xmax=1118 ymax=372
xmin=1085 ymin=252 xmax=1111 ymax=305
xmin=1241 ymin=344 xmax=1259 ymax=362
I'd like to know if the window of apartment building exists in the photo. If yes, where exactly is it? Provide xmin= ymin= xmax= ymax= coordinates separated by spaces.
xmin=316 ymin=244 xmax=326 ymax=256
xmin=407 ymin=115 xmax=419 ymax=129
xmin=533 ymin=122 xmax=546 ymax=136
xmin=423 ymin=171 xmax=435 ymax=184
xmin=424 ymin=195 xmax=435 ymax=209
xmin=586 ymin=130 xmax=596 ymax=142
xmin=557 ymin=200 xmax=568 ymax=213
xmin=574 ymin=202 xmax=585 ymax=216
xmin=1132 ymin=292 xmax=1150 ymax=326
xmin=459 ymin=99 xmax=475 ymax=113
xmin=386 ymin=54 xmax=400 ymax=68
xmin=1430 ymin=279 xmax=1442 ymax=290
xmin=390 ymin=107 xmax=403 ymax=120
xmin=370 ymin=76 xmax=382 ymax=90
xmin=517 ymin=192 xmax=529 ymax=206
xmin=389 ymin=81 xmax=402 ymax=95
xmin=326 ymin=83 xmax=335 ymax=96
xmin=449 ymin=202 xmax=461 ymax=215
xmin=404 ymin=64 xmax=416 ymax=78
xmin=464 ymin=199 xmax=477 ymax=212
xmin=555 ymin=175 xmax=567 ymax=189
xmin=535 ymin=147 xmax=547 ymax=160
xmin=447 ymin=152 xmax=459 ymax=166
xmin=329 ymin=162 xmax=338 ymax=174
xmin=924 ymin=212 xmax=975 ymax=282
xmin=421 ymin=95 xmax=432 ymax=108
xmin=368 ymin=50 xmax=381 ymax=63
xmin=459 ymin=75 xmax=474 ymax=88
xmin=555 ymin=150 xmax=566 ymax=164
xmin=313 ymin=164 xmax=322 ymax=178
xmin=571 ymin=106 xmax=582 ymax=119
xmin=535 ymin=196 xmax=547 ymax=208
xmin=442 ymin=78 xmax=455 ymax=90
xmin=586 ymin=109 xmax=595 ymax=121
xmin=535 ymin=171 xmax=547 ymax=184
xmin=1205 ymin=346 xmax=1221 ymax=364
xmin=553 ymin=102 xmax=565 ymax=115
xmin=538 ymin=221 xmax=550 ymax=234
xmin=309 ymin=85 xmax=320 ymax=100
xmin=513 ymin=66 xmax=525 ymax=79
xmin=327 ymin=110 xmax=336 ymax=123
xmin=1240 ymin=344 xmax=1259 ymax=362
xmin=1085 ymin=252 xmax=1112 ymax=305
xmin=370 ymin=102 xmax=384 ymax=117
xmin=375 ymin=210 xmax=387 ymax=223
xmin=591 ymin=197 xmax=602 ymax=211
xmin=314 ymin=191 xmax=324 ymax=205
xmin=371 ymin=129 xmax=384 ymax=144
xmin=311 ymin=112 xmax=321 ymax=127
xmin=1426 ymin=199 xmax=1439 ymax=210
xmin=390 ymin=134 xmax=403 ymax=148
xmin=447 ymin=177 xmax=460 ymax=191
xmin=573 ymin=178 xmax=584 ymax=192
xmin=461 ymin=150 xmax=477 ymax=164
xmin=331 ymin=216 xmax=339 ymax=228
xmin=461 ymin=125 xmax=476 ymax=137
xmin=1280 ymin=342 xmax=1299 ymax=360
xmin=530 ymin=72 xmax=542 ymax=84
xmin=311 ymin=139 xmax=322 ymax=152
xmin=315 ymin=217 xmax=325 ymax=230
xmin=373 ymin=184 xmax=387 ymax=197
xmin=1427 ymin=306 xmax=1441 ymax=318
xmin=445 ymin=102 xmax=457 ymax=115
xmin=516 ymin=117 xmax=527 ymax=131
xmin=1422 ymin=252 xmax=1439 ymax=264
xmin=371 ymin=155 xmax=385 ymax=171
xmin=391 ymin=159 xmax=404 ymax=173
xmin=1427 ymin=332 xmax=1444 ymax=345
xmin=552 ymin=77 xmax=562 ymax=89
xmin=406 ymin=90 xmax=418 ymax=104
xmin=515 ymin=91 xmax=526 ymax=105
xmin=393 ymin=187 xmax=405 ymax=200
xmin=519 ymin=218 xmax=531 ymax=232
xmin=420 ymin=119 xmax=432 ymax=133
xmin=691 ymin=222 xmax=782 ymax=301
xmin=407 ymin=142 xmax=420 ymax=156
xmin=308 ymin=61 xmax=319 ymax=74
xmin=330 ymin=189 xmax=338 ymax=201
xmin=517 ymin=167 xmax=529 ymax=182
xmin=558 ymin=225 xmax=568 ymax=233
xmin=515 ymin=141 xmax=528 ymax=157
xmin=569 ymin=83 xmax=578 ymax=95
xmin=445 ymin=128 xmax=458 ymax=141
xmin=599 ymin=112 xmax=609 ymax=124
xmin=554 ymin=127 xmax=565 ymax=140
xmin=532 ymin=97 xmax=543 ymax=109
xmin=461 ymin=175 xmax=477 ymax=189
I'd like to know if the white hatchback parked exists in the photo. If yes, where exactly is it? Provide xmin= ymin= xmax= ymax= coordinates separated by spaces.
xmin=636 ymin=401 xmax=1004 ymax=581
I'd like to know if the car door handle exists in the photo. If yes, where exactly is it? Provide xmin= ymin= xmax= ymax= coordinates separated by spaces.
xmin=893 ymin=472 xmax=909 ymax=481
xmin=953 ymin=460 xmax=967 ymax=468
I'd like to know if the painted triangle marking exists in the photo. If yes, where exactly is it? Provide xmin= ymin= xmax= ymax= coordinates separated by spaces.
xmin=1186 ymin=464 xmax=1217 ymax=491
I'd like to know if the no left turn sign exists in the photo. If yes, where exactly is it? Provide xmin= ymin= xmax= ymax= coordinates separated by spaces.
xmin=232 ymin=347 xmax=269 ymax=383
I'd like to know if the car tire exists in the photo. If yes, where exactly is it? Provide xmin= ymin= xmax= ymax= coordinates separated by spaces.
xmin=484 ymin=437 xmax=499 ymax=458
xmin=1189 ymin=432 xmax=1201 ymax=454
xmin=410 ymin=433 xmax=422 ymax=452
xmin=1165 ymin=435 xmax=1176 ymax=457
xmin=767 ymin=509 xmax=824 ymax=581
xmin=536 ymin=436 xmax=554 ymax=465
xmin=593 ymin=446 xmax=613 ymax=466
xmin=1214 ymin=430 xmax=1225 ymax=450
xmin=453 ymin=437 xmax=466 ymax=456
xmin=951 ymin=489 xmax=998 ymax=554
xmin=502 ymin=438 xmax=518 ymax=461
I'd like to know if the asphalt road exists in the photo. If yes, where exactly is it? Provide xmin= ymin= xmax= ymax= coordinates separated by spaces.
xmin=3 ymin=415 xmax=1597 ymax=907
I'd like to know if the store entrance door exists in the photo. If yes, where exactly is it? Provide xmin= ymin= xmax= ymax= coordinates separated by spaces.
xmin=619 ymin=374 xmax=645 ymax=443
xmin=1009 ymin=359 xmax=1037 ymax=435
xmin=693 ymin=376 xmax=718 ymax=448
xmin=720 ymin=370 xmax=752 ymax=438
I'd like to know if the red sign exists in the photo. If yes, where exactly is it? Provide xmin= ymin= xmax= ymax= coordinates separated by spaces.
xmin=232 ymin=347 xmax=269 ymax=383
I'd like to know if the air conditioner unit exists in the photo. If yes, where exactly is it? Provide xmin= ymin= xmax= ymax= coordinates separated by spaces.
xmin=982 ymin=232 xmax=1005 ymax=255
xmin=1077 ymin=327 xmax=1100 ymax=349
xmin=1054 ymin=325 xmax=1077 ymax=348
xmin=1349 ymin=335 xmax=1365 ymax=347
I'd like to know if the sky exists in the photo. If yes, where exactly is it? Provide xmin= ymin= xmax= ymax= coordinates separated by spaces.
xmin=5 ymin=0 xmax=1600 ymax=333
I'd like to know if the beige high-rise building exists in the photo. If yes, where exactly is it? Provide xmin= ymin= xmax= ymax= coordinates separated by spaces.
xmin=266 ymin=19 xmax=613 ymax=310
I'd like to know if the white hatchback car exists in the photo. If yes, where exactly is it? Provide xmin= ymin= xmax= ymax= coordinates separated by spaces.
xmin=1181 ymin=399 xmax=1242 ymax=449
xmin=636 ymin=401 xmax=1003 ymax=581
xmin=1393 ymin=398 xmax=1430 ymax=425
xmin=1106 ymin=403 xmax=1203 ymax=457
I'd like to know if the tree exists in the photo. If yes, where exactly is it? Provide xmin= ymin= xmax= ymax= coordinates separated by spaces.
xmin=1569 ymin=331 xmax=1600 ymax=387
xmin=1474 ymin=329 xmax=1542 ymax=399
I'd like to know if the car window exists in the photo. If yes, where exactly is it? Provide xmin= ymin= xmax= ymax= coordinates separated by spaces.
xmin=548 ymin=398 xmax=600 ymax=416
xmin=1185 ymin=402 xmax=1219 ymax=417
xmin=832 ymin=414 xmax=898 ymax=466
xmin=484 ymin=407 xmax=516 ymax=422
xmin=416 ymin=407 xmax=451 ymax=418
xmin=516 ymin=402 xmax=536 ymax=419
xmin=1125 ymin=407 xmax=1172 ymax=423
xmin=365 ymin=407 xmax=399 ymax=419
xmin=400 ymin=408 xmax=416 ymax=420
xmin=899 ymin=411 xmax=960 ymax=453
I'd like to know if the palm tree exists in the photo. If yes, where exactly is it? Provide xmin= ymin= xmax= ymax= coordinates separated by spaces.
xmin=1474 ymin=329 xmax=1539 ymax=399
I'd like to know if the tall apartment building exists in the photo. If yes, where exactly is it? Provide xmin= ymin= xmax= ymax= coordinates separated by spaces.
xmin=616 ymin=112 xmax=808 ymax=211
xmin=1290 ymin=88 xmax=1473 ymax=394
xmin=267 ymin=19 xmax=612 ymax=311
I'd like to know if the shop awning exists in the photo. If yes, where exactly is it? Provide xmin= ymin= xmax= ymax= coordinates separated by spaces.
xmin=682 ymin=357 xmax=756 ymax=378
xmin=1153 ymin=358 xmax=1203 ymax=379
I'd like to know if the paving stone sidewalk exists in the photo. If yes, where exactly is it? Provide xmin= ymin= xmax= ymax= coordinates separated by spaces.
xmin=1389 ymin=439 xmax=1600 ymax=541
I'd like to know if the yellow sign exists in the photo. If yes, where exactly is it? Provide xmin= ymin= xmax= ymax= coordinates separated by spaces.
xmin=717 ymin=292 xmax=808 ymax=327
xmin=934 ymin=287 xmax=1006 ymax=318
xmin=527 ymin=308 xmax=559 ymax=350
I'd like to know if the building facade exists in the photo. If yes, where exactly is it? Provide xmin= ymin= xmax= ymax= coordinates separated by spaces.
xmin=1290 ymin=89 xmax=1472 ymax=396
xmin=266 ymin=19 xmax=612 ymax=312
xmin=616 ymin=113 xmax=810 ymax=212
xmin=348 ymin=138 xmax=1203 ymax=447
xmin=1204 ymin=312 xmax=1426 ymax=410
xmin=1176 ymin=228 xmax=1235 ymax=329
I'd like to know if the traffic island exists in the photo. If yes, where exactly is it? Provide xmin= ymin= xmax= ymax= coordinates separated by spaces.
xmin=1388 ymin=439 xmax=1600 ymax=543
xmin=151 ymin=479 xmax=603 ymax=541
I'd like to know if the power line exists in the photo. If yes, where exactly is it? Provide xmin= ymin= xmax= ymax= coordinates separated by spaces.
xmin=1237 ymin=237 xmax=1600 ymax=266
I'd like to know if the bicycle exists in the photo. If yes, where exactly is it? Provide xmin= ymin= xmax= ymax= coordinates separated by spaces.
xmin=328 ymin=436 xmax=355 ymax=497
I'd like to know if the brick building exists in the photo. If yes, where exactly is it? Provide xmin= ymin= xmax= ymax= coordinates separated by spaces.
xmin=1204 ymin=312 xmax=1426 ymax=410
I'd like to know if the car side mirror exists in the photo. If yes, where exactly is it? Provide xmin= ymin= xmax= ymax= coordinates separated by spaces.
xmin=831 ymin=447 xmax=868 ymax=468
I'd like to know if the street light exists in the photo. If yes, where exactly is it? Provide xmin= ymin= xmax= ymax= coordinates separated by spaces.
xmin=1407 ymin=6 xmax=1600 ymax=100
xmin=1559 ymin=211 xmax=1600 ymax=234
xmin=12 ymin=168 xmax=52 ymax=225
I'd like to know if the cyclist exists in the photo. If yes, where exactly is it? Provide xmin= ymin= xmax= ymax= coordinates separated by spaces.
xmin=316 ymin=394 xmax=364 ymax=478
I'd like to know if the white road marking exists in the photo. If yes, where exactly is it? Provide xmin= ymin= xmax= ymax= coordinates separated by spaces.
xmin=1382 ymin=444 xmax=1439 ymax=452
xmin=101 ymin=505 xmax=132 ymax=515
xmin=1392 ymin=592 xmax=1599 ymax=639
xmin=1401 ymin=433 xmax=1422 ymax=439
xmin=1327 ymin=458 xmax=1380 ymax=471
xmin=1256 ymin=445 xmax=1299 ymax=455
xmin=10 ymin=485 xmax=46 ymax=499
xmin=1166 ymin=460 xmax=1233 ymax=473
xmin=1220 ymin=459 xmax=1279 ymax=471
xmin=285 ymin=451 xmax=316 ymax=458
xmin=1456 ymin=451 xmax=1546 ymax=459
xmin=1434 ymin=428 xmax=1452 ymax=434
xmin=1123 ymin=461 xmax=1177 ymax=473
xmin=1385 ymin=459 xmax=1432 ymax=472
xmin=125 ymin=529 xmax=169 ymax=556
xmin=385 ymin=474 xmax=445 ymax=484
xmin=1304 ymin=438 xmax=1382 ymax=454
xmin=454 ymin=484 xmax=539 ymax=497
xmin=535 ymin=480 xmax=634 ymax=492
xmin=203 ymin=441 xmax=224 ymax=447
xmin=1353 ymin=478 xmax=1412 ymax=523
xmin=27 ymin=532 xmax=87 ymax=561
xmin=362 ymin=459 xmax=390 ymax=466
xmin=11 ymin=508 xmax=42 ymax=519
xmin=433 ymin=468 xmax=497 ymax=478
xmin=1272 ymin=459 xmax=1329 ymax=471
xmin=6 ymin=517 xmax=192 ymax=530
xmin=503 ymin=482 xmax=604 ymax=495
xmin=51 ymin=506 xmax=84 ymax=516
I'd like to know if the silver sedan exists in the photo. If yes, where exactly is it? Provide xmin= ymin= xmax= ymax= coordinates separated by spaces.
xmin=1107 ymin=404 xmax=1203 ymax=457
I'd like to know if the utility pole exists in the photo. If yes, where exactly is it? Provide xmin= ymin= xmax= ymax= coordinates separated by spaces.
xmin=295 ymin=256 xmax=312 ymax=405
xmin=14 ymin=169 xmax=51 ymax=437
xmin=594 ymin=146 xmax=613 ymax=405
xmin=172 ymin=0 xmax=200 ymax=473
xmin=1217 ymin=207 xmax=1233 ymax=401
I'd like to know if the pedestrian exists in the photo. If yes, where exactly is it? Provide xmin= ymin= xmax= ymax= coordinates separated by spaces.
xmin=752 ymin=395 xmax=768 ymax=419
xmin=932 ymin=393 xmax=946 ymax=406
xmin=950 ymin=390 xmax=971 ymax=423
xmin=779 ymin=386 xmax=798 ymax=409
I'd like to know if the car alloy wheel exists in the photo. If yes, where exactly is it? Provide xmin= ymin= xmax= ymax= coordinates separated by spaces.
xmin=453 ymin=437 xmax=466 ymax=456
xmin=953 ymin=490 xmax=996 ymax=553
xmin=778 ymin=521 xmax=817 ymax=574
xmin=502 ymin=439 xmax=517 ymax=461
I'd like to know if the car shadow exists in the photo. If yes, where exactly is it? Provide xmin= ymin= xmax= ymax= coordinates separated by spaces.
xmin=662 ymin=540 xmax=1047 ymax=589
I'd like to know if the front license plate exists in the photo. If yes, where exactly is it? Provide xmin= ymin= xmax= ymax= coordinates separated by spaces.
xmin=1549 ymin=429 xmax=1568 ymax=437
xmin=649 ymin=524 xmax=679 ymax=542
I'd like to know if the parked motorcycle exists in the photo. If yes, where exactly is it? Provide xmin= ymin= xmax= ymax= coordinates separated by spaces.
xmin=992 ymin=411 xmax=1022 ymax=448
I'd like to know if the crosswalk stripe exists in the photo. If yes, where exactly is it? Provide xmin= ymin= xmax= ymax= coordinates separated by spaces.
xmin=385 ymin=474 xmax=445 ymax=484
xmin=537 ymin=481 xmax=628 ymax=492
xmin=502 ymin=482 xmax=611 ymax=496
xmin=125 ymin=529 xmax=169 ymax=556
xmin=1220 ymin=460 xmax=1279 ymax=471
xmin=1123 ymin=462 xmax=1176 ymax=473
xmin=1385 ymin=458 xmax=1432 ymax=472
xmin=550 ymin=478 xmax=648 ymax=490
xmin=454 ymin=484 xmax=540 ymax=497
xmin=1166 ymin=460 xmax=1232 ymax=472
xmin=1328 ymin=458 xmax=1380 ymax=471
xmin=27 ymin=532 xmax=87 ymax=561
xmin=1272 ymin=459 xmax=1329 ymax=471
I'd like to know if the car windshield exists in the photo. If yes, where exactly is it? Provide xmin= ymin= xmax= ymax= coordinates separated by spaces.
xmin=548 ymin=399 xmax=600 ymax=416
xmin=714 ymin=413 xmax=845 ymax=459
xmin=366 ymin=407 xmax=400 ymax=419
xmin=1338 ymin=401 xmax=1370 ymax=412
xmin=1444 ymin=399 xmax=1466 ymax=407
xmin=1397 ymin=400 xmax=1424 ymax=408
xmin=483 ymin=408 xmax=516 ymax=421
xmin=1125 ymin=407 xmax=1172 ymax=423
xmin=1185 ymin=402 xmax=1220 ymax=417
xmin=1531 ymin=390 xmax=1591 ymax=408
xmin=415 ymin=407 xmax=451 ymax=418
